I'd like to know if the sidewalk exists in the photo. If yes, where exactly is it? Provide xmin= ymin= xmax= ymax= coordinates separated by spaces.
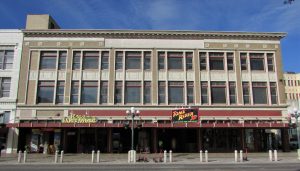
xmin=0 ymin=152 xmax=299 ymax=164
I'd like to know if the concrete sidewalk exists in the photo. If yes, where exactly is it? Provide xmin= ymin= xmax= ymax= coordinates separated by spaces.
xmin=0 ymin=152 xmax=299 ymax=164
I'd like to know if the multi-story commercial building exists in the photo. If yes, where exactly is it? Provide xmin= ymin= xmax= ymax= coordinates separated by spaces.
xmin=8 ymin=14 xmax=290 ymax=153
xmin=0 ymin=30 xmax=23 ymax=153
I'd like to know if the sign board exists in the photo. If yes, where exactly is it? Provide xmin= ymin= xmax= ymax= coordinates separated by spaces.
xmin=172 ymin=108 xmax=198 ymax=123
xmin=62 ymin=113 xmax=97 ymax=123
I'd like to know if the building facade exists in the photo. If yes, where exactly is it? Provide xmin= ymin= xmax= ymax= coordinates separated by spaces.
xmin=0 ymin=30 xmax=23 ymax=153
xmin=8 ymin=15 xmax=290 ymax=154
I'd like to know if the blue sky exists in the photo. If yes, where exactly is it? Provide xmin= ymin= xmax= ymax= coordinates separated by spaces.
xmin=0 ymin=0 xmax=299 ymax=72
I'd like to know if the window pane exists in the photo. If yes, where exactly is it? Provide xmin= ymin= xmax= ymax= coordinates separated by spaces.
xmin=40 ymin=52 xmax=57 ymax=69
xmin=37 ymin=82 xmax=54 ymax=103
xmin=73 ymin=51 xmax=81 ymax=70
xmin=100 ymin=81 xmax=108 ymax=104
xmin=126 ymin=52 xmax=141 ymax=69
xmin=210 ymin=58 xmax=224 ymax=70
xmin=201 ymin=82 xmax=208 ymax=104
xmin=250 ymin=59 xmax=264 ymax=70
xmin=101 ymin=51 xmax=109 ymax=70
xmin=168 ymin=52 xmax=183 ymax=69
xmin=144 ymin=81 xmax=151 ymax=103
xmin=158 ymin=82 xmax=165 ymax=104
xmin=158 ymin=52 xmax=165 ymax=70
xmin=144 ymin=52 xmax=151 ymax=70
xmin=168 ymin=82 xmax=184 ymax=103
xmin=83 ymin=52 xmax=99 ymax=69
xmin=71 ymin=81 xmax=79 ymax=104
xmin=81 ymin=82 xmax=98 ymax=103
xmin=187 ymin=82 xmax=194 ymax=104
xmin=253 ymin=87 xmax=267 ymax=104
xmin=125 ymin=82 xmax=141 ymax=103
xmin=211 ymin=87 xmax=226 ymax=104
xmin=115 ymin=81 xmax=123 ymax=104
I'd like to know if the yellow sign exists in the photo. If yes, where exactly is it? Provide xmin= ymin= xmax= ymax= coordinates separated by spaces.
xmin=63 ymin=114 xmax=97 ymax=123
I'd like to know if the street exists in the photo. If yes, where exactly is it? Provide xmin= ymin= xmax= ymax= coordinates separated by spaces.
xmin=1 ymin=163 xmax=300 ymax=171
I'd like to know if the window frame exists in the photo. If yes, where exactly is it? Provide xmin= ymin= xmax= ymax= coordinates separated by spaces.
xmin=209 ymin=52 xmax=224 ymax=70
xmin=125 ymin=81 xmax=141 ymax=104
xmin=0 ymin=77 xmax=11 ymax=98
xmin=167 ymin=52 xmax=184 ymax=70
xmin=40 ymin=51 xmax=57 ymax=70
xmin=37 ymin=81 xmax=55 ymax=103
xmin=81 ymin=81 xmax=98 ymax=103
xmin=114 ymin=81 xmax=123 ymax=104
xmin=56 ymin=81 xmax=65 ymax=104
xmin=249 ymin=53 xmax=265 ymax=71
xmin=101 ymin=51 xmax=109 ymax=70
xmin=70 ymin=81 xmax=79 ymax=104
xmin=201 ymin=81 xmax=208 ymax=104
xmin=252 ymin=82 xmax=268 ymax=105
xmin=125 ymin=51 xmax=142 ymax=70
xmin=211 ymin=81 xmax=227 ymax=104
xmin=82 ymin=51 xmax=99 ymax=70
xmin=168 ymin=81 xmax=184 ymax=104
xmin=0 ymin=50 xmax=14 ymax=70
xmin=144 ymin=81 xmax=151 ymax=104
xmin=100 ymin=81 xmax=108 ymax=104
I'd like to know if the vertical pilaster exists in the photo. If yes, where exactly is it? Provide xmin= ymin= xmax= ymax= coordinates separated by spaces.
xmin=65 ymin=48 xmax=73 ymax=104
xmin=152 ymin=49 xmax=158 ymax=105
xmin=194 ymin=50 xmax=200 ymax=104
xmin=234 ymin=50 xmax=243 ymax=105
xmin=108 ymin=49 xmax=115 ymax=104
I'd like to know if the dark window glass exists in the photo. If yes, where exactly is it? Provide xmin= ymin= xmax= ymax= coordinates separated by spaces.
xmin=115 ymin=51 xmax=123 ymax=70
xmin=40 ymin=51 xmax=57 ymax=69
xmin=0 ymin=77 xmax=11 ymax=97
xmin=58 ymin=51 xmax=67 ymax=70
xmin=242 ymin=82 xmax=250 ymax=104
xmin=209 ymin=52 xmax=224 ymax=70
xmin=144 ymin=81 xmax=151 ymax=103
xmin=186 ymin=52 xmax=193 ymax=70
xmin=37 ymin=81 xmax=54 ymax=103
xmin=101 ymin=51 xmax=109 ymax=70
xmin=211 ymin=82 xmax=226 ymax=104
xmin=227 ymin=53 xmax=234 ymax=71
xmin=115 ymin=81 xmax=123 ymax=104
xmin=270 ymin=82 xmax=277 ymax=104
xmin=267 ymin=53 xmax=274 ymax=71
xmin=158 ymin=52 xmax=165 ymax=70
xmin=201 ymin=82 xmax=208 ymax=104
xmin=56 ymin=81 xmax=65 ymax=104
xmin=144 ymin=52 xmax=151 ymax=70
xmin=100 ymin=81 xmax=108 ymax=104
xmin=83 ymin=51 xmax=99 ymax=69
xmin=240 ymin=53 xmax=247 ymax=71
xmin=71 ymin=81 xmax=79 ymax=104
xmin=158 ymin=81 xmax=166 ymax=104
xmin=168 ymin=82 xmax=184 ymax=103
xmin=81 ymin=81 xmax=98 ymax=103
xmin=229 ymin=82 xmax=236 ymax=104
xmin=73 ymin=51 xmax=81 ymax=70
xmin=252 ymin=82 xmax=267 ymax=104
xmin=126 ymin=51 xmax=141 ymax=69
xmin=199 ymin=52 xmax=207 ymax=71
xmin=125 ymin=82 xmax=141 ymax=103
xmin=0 ymin=50 xmax=14 ymax=69
xmin=187 ymin=82 xmax=194 ymax=104
xmin=168 ymin=52 xmax=183 ymax=70
xmin=250 ymin=53 xmax=264 ymax=71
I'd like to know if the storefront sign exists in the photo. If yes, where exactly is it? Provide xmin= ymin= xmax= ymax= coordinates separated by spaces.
xmin=62 ymin=114 xmax=97 ymax=123
xmin=172 ymin=108 xmax=198 ymax=123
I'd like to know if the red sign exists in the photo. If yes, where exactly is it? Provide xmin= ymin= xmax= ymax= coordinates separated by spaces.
xmin=172 ymin=108 xmax=198 ymax=123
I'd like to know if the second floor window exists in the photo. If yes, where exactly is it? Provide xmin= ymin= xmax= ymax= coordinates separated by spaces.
xmin=0 ymin=50 xmax=14 ymax=70
xmin=168 ymin=81 xmax=184 ymax=103
xmin=100 ymin=81 xmax=108 ymax=104
xmin=250 ymin=53 xmax=264 ymax=71
xmin=211 ymin=81 xmax=226 ymax=104
xmin=168 ymin=52 xmax=183 ymax=70
xmin=126 ymin=51 xmax=141 ymax=70
xmin=37 ymin=81 xmax=54 ymax=103
xmin=209 ymin=52 xmax=224 ymax=70
xmin=229 ymin=82 xmax=236 ymax=104
xmin=144 ymin=81 xmax=151 ymax=104
xmin=201 ymin=81 xmax=208 ymax=104
xmin=40 ymin=51 xmax=57 ymax=69
xmin=125 ymin=81 xmax=141 ymax=103
xmin=270 ymin=82 xmax=277 ymax=104
xmin=187 ymin=81 xmax=194 ymax=104
xmin=0 ymin=77 xmax=11 ymax=98
xmin=115 ymin=81 xmax=123 ymax=104
xmin=158 ymin=81 xmax=166 ymax=104
xmin=70 ymin=81 xmax=79 ymax=104
xmin=252 ymin=82 xmax=267 ymax=104
xmin=56 ymin=81 xmax=65 ymax=104
xmin=242 ymin=82 xmax=250 ymax=104
xmin=83 ymin=51 xmax=99 ymax=69
xmin=81 ymin=81 xmax=98 ymax=103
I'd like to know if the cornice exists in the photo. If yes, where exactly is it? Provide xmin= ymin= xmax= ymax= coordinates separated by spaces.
xmin=22 ymin=29 xmax=286 ymax=40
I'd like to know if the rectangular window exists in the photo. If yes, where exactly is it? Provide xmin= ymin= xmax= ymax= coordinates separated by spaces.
xmin=168 ymin=52 xmax=183 ymax=70
xmin=126 ymin=51 xmax=141 ymax=70
xmin=72 ymin=51 xmax=81 ymax=70
xmin=240 ymin=53 xmax=247 ymax=71
xmin=267 ymin=53 xmax=274 ymax=71
xmin=125 ymin=81 xmax=141 ymax=103
xmin=201 ymin=81 xmax=208 ymax=104
xmin=158 ymin=81 xmax=166 ymax=104
xmin=186 ymin=52 xmax=193 ymax=70
xmin=211 ymin=81 xmax=226 ymax=104
xmin=100 ymin=81 xmax=108 ymax=104
xmin=101 ymin=51 xmax=109 ymax=70
xmin=209 ymin=52 xmax=224 ymax=70
xmin=83 ymin=51 xmax=99 ymax=69
xmin=229 ymin=82 xmax=236 ymax=104
xmin=144 ymin=51 xmax=151 ymax=70
xmin=242 ymin=82 xmax=250 ymax=104
xmin=58 ymin=51 xmax=67 ymax=70
xmin=0 ymin=78 xmax=11 ymax=98
xmin=115 ymin=81 xmax=123 ymax=104
xmin=144 ymin=81 xmax=151 ymax=104
xmin=115 ymin=51 xmax=123 ymax=70
xmin=168 ymin=81 xmax=184 ymax=103
xmin=187 ymin=81 xmax=194 ymax=104
xmin=0 ymin=50 xmax=14 ymax=70
xmin=81 ymin=81 xmax=98 ymax=103
xmin=227 ymin=52 xmax=234 ymax=71
xmin=37 ymin=81 xmax=55 ymax=103
xmin=71 ymin=81 xmax=79 ymax=104
xmin=270 ymin=82 xmax=277 ymax=104
xmin=40 ymin=51 xmax=57 ymax=69
xmin=158 ymin=52 xmax=165 ymax=70
xmin=199 ymin=52 xmax=207 ymax=70
xmin=252 ymin=82 xmax=268 ymax=104
xmin=250 ymin=53 xmax=264 ymax=71
xmin=56 ymin=81 xmax=65 ymax=104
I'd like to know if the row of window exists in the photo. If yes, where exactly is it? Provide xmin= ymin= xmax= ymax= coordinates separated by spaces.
xmin=38 ymin=51 xmax=275 ymax=72
xmin=0 ymin=50 xmax=14 ymax=70
xmin=0 ymin=77 xmax=11 ymax=98
xmin=286 ymin=93 xmax=300 ymax=100
xmin=36 ymin=80 xmax=277 ymax=105
xmin=284 ymin=79 xmax=300 ymax=87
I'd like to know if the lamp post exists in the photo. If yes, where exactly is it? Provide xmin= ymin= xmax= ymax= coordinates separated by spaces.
xmin=126 ymin=107 xmax=140 ymax=151
xmin=290 ymin=108 xmax=300 ymax=160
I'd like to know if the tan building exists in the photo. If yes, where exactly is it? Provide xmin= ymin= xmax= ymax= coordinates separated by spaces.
xmin=8 ymin=14 xmax=290 ymax=153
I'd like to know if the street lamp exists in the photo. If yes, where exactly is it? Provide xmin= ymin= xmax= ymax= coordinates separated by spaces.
xmin=289 ymin=108 xmax=300 ymax=160
xmin=126 ymin=107 xmax=140 ymax=151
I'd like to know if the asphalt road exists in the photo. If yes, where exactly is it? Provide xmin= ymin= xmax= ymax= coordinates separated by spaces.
xmin=1 ymin=163 xmax=300 ymax=171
